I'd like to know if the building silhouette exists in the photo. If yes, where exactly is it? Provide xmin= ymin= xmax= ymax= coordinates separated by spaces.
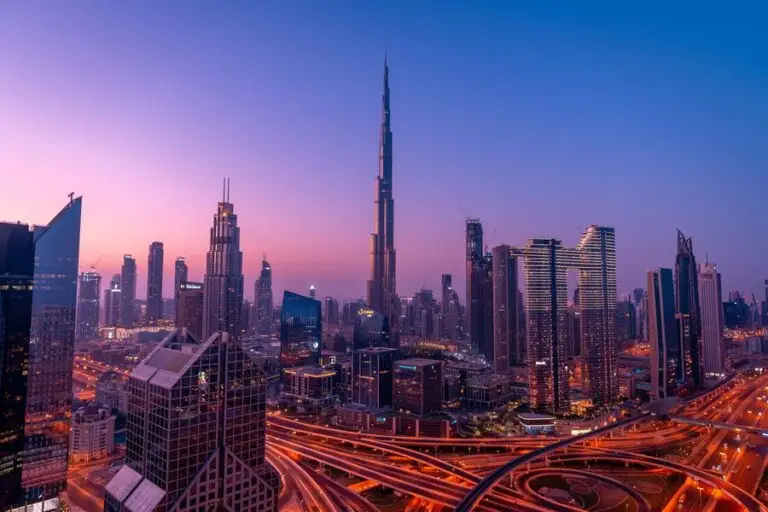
xmin=675 ymin=230 xmax=703 ymax=390
xmin=367 ymin=58 xmax=397 ymax=328
xmin=255 ymin=255 xmax=273 ymax=335
xmin=465 ymin=219 xmax=493 ymax=361
xmin=202 ymin=179 xmax=244 ymax=341
xmin=352 ymin=347 xmax=399 ymax=408
xmin=103 ymin=273 xmax=121 ymax=327
xmin=648 ymin=268 xmax=681 ymax=399
xmin=146 ymin=241 xmax=164 ymax=323
xmin=173 ymin=257 xmax=188 ymax=322
xmin=77 ymin=268 xmax=101 ymax=339
xmin=104 ymin=330 xmax=278 ymax=512
xmin=177 ymin=281 xmax=204 ymax=341
xmin=279 ymin=291 xmax=321 ymax=368
xmin=393 ymin=359 xmax=442 ymax=416
xmin=120 ymin=255 xmax=137 ymax=326
xmin=492 ymin=245 xmax=520 ymax=372
xmin=698 ymin=262 xmax=724 ymax=377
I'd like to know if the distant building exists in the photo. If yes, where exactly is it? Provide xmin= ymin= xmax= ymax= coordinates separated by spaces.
xmin=615 ymin=300 xmax=636 ymax=341
xmin=324 ymin=296 xmax=339 ymax=325
xmin=280 ymin=291 xmax=322 ymax=368
xmin=492 ymin=244 xmax=520 ymax=372
xmin=255 ymin=255 xmax=274 ymax=335
xmin=202 ymin=180 xmax=244 ymax=340
xmin=465 ymin=219 xmax=493 ymax=361
xmin=699 ymin=263 xmax=724 ymax=377
xmin=95 ymin=371 xmax=128 ymax=413
xmin=120 ymin=255 xmax=137 ymax=326
xmin=104 ymin=329 xmax=278 ymax=512
xmin=173 ymin=257 xmax=188 ymax=322
xmin=352 ymin=347 xmax=399 ymax=408
xmin=463 ymin=373 xmax=517 ymax=410
xmin=146 ymin=241 xmax=164 ymax=323
xmin=675 ymin=230 xmax=703 ymax=389
xmin=104 ymin=273 xmax=121 ymax=327
xmin=353 ymin=307 xmax=390 ymax=350
xmin=69 ymin=404 xmax=115 ymax=463
xmin=177 ymin=281 xmax=204 ymax=341
xmin=648 ymin=268 xmax=681 ymax=399
xmin=281 ymin=365 xmax=335 ymax=408
xmin=393 ymin=358 xmax=442 ymax=416
xmin=77 ymin=268 xmax=101 ymax=339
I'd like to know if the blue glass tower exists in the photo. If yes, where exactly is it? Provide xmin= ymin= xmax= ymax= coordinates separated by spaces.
xmin=279 ymin=291 xmax=321 ymax=368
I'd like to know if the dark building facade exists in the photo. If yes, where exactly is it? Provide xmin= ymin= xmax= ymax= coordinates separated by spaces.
xmin=615 ymin=300 xmax=637 ymax=342
xmin=393 ymin=359 xmax=442 ymax=416
xmin=173 ymin=257 xmax=188 ymax=322
xmin=675 ymin=230 xmax=703 ymax=390
xmin=352 ymin=347 xmax=399 ymax=408
xmin=280 ymin=291 xmax=322 ymax=368
xmin=120 ymin=255 xmax=137 ymax=326
xmin=146 ymin=241 xmax=164 ymax=323
xmin=648 ymin=268 xmax=681 ymax=399
xmin=255 ymin=255 xmax=273 ymax=335
xmin=177 ymin=281 xmax=204 ymax=341
xmin=466 ymin=224 xmax=494 ymax=363
xmin=0 ymin=223 xmax=34 ymax=510
xmin=105 ymin=330 xmax=278 ymax=512
xmin=76 ymin=268 xmax=101 ymax=339
xmin=353 ymin=307 xmax=390 ymax=351
xmin=492 ymin=244 xmax=520 ymax=372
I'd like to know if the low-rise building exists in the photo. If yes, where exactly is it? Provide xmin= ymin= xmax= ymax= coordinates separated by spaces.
xmin=281 ymin=365 xmax=336 ymax=407
xmin=70 ymin=404 xmax=116 ymax=463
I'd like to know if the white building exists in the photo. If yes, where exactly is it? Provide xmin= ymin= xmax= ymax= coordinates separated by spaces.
xmin=70 ymin=404 xmax=116 ymax=463
xmin=699 ymin=263 xmax=725 ymax=377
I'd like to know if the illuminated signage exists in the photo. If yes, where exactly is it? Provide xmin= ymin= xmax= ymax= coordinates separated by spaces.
xmin=182 ymin=282 xmax=203 ymax=290
xmin=535 ymin=361 xmax=547 ymax=366
xmin=398 ymin=365 xmax=417 ymax=371
xmin=358 ymin=308 xmax=375 ymax=317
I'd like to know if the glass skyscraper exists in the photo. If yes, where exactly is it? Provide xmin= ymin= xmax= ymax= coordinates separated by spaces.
xmin=255 ymin=255 xmax=273 ymax=335
xmin=146 ymin=241 xmax=164 ymax=323
xmin=279 ymin=291 xmax=321 ymax=368
xmin=698 ymin=262 xmax=724 ymax=377
xmin=120 ymin=255 xmax=136 ymax=327
xmin=76 ymin=268 xmax=101 ymax=339
xmin=648 ymin=268 xmax=681 ymax=399
xmin=491 ymin=244 xmax=520 ymax=372
xmin=675 ymin=230 xmax=703 ymax=390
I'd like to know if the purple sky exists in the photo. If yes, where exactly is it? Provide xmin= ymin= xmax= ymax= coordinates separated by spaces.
xmin=0 ymin=2 xmax=766 ymax=302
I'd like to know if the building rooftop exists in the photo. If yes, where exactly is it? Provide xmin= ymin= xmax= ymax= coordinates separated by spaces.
xmin=131 ymin=329 xmax=209 ymax=390
xmin=355 ymin=346 xmax=399 ymax=354
xmin=396 ymin=358 xmax=441 ymax=368
xmin=518 ymin=412 xmax=556 ymax=421
xmin=283 ymin=365 xmax=336 ymax=378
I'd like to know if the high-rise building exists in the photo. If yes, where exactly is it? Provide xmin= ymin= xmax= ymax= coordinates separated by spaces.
xmin=146 ymin=241 xmax=164 ymax=323
xmin=675 ymin=230 xmax=703 ymax=389
xmin=518 ymin=238 xmax=571 ymax=413
xmin=309 ymin=284 xmax=316 ymax=300
xmin=173 ymin=257 xmax=188 ymax=322
xmin=577 ymin=226 xmax=618 ymax=406
xmin=120 ymin=255 xmax=137 ymax=326
xmin=177 ymin=281 xmax=204 ymax=341
xmin=279 ymin=291 xmax=321 ymax=368
xmin=441 ymin=274 xmax=452 ymax=315
xmin=352 ymin=347 xmax=398 ymax=408
xmin=202 ymin=179 xmax=244 ymax=341
xmin=615 ymin=300 xmax=636 ymax=341
xmin=632 ymin=288 xmax=646 ymax=340
xmin=492 ymin=245 xmax=520 ymax=373
xmin=466 ymin=219 xmax=493 ymax=360
xmin=0 ymin=222 xmax=34 ymax=510
xmin=18 ymin=197 xmax=82 ymax=509
xmin=105 ymin=329 xmax=278 ymax=512
xmin=255 ymin=255 xmax=273 ymax=335
xmin=393 ymin=359 xmax=442 ymax=416
xmin=323 ymin=296 xmax=339 ymax=325
xmin=699 ymin=262 xmax=724 ymax=377
xmin=76 ymin=268 xmax=101 ymax=339
xmin=367 ymin=58 xmax=397 ymax=328
xmin=103 ymin=273 xmax=121 ymax=327
xmin=353 ymin=307 xmax=390 ymax=350
xmin=648 ymin=268 xmax=681 ymax=400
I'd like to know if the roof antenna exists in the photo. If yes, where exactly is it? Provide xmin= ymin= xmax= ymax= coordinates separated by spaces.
xmin=222 ymin=178 xmax=226 ymax=202
xmin=226 ymin=178 xmax=230 ymax=202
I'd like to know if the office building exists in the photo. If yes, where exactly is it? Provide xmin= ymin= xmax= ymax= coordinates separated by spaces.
xmin=281 ymin=366 xmax=336 ymax=408
xmin=393 ymin=359 xmax=442 ymax=416
xmin=95 ymin=371 xmax=128 ymax=413
xmin=675 ymin=230 xmax=703 ymax=389
xmin=648 ymin=268 xmax=681 ymax=399
xmin=104 ymin=329 xmax=278 ymax=512
xmin=103 ymin=273 xmax=121 ymax=327
xmin=146 ymin=241 xmax=164 ymax=323
xmin=699 ymin=262 xmax=724 ymax=377
xmin=353 ymin=306 xmax=390 ymax=350
xmin=0 ymin=222 xmax=34 ymax=510
xmin=177 ymin=281 xmax=204 ymax=341
xmin=615 ymin=300 xmax=636 ymax=342
xmin=465 ymin=219 xmax=493 ymax=358
xmin=280 ymin=291 xmax=321 ymax=368
xmin=576 ymin=226 xmax=618 ymax=406
xmin=352 ymin=347 xmax=398 ymax=408
xmin=69 ymin=404 xmax=115 ymax=463
xmin=119 ymin=255 xmax=136 ymax=326
xmin=518 ymin=238 xmax=571 ymax=413
xmin=324 ymin=296 xmax=339 ymax=325
xmin=367 ymin=58 xmax=397 ymax=327
xmin=173 ymin=257 xmax=188 ymax=321
xmin=255 ymin=255 xmax=273 ymax=335
xmin=441 ymin=274 xmax=452 ymax=314
xmin=76 ymin=268 xmax=101 ymax=339
xmin=566 ymin=305 xmax=581 ymax=358
xmin=492 ymin=244 xmax=520 ymax=372
xmin=202 ymin=179 xmax=244 ymax=340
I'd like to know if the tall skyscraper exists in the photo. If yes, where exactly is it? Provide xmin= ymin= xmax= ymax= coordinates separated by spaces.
xmin=648 ymin=268 xmax=681 ymax=399
xmin=279 ymin=291 xmax=322 ymax=368
xmin=177 ymin=281 xmax=204 ymax=341
xmin=519 ymin=238 xmax=570 ymax=413
xmin=24 ymin=196 xmax=82 ymax=508
xmin=146 ymin=241 xmax=164 ymax=323
xmin=441 ymin=274 xmax=452 ymax=315
xmin=105 ymin=330 xmax=278 ymax=512
xmin=492 ymin=245 xmax=520 ymax=373
xmin=466 ymin=219 xmax=493 ymax=360
xmin=0 ymin=222 xmax=34 ymax=510
xmin=352 ymin=347 xmax=398 ymax=408
xmin=120 ymin=255 xmax=136 ymax=327
xmin=202 ymin=179 xmax=244 ymax=341
xmin=323 ymin=296 xmax=339 ymax=325
xmin=393 ymin=359 xmax=442 ymax=416
xmin=576 ymin=225 xmax=618 ymax=406
xmin=367 ymin=58 xmax=397 ymax=326
xmin=255 ymin=255 xmax=273 ymax=335
xmin=675 ymin=230 xmax=703 ymax=390
xmin=103 ymin=273 xmax=121 ymax=327
xmin=173 ymin=256 xmax=188 ymax=322
xmin=699 ymin=262 xmax=724 ymax=377
xmin=76 ymin=268 xmax=101 ymax=339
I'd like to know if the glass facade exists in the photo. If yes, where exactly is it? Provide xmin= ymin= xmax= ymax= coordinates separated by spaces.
xmin=393 ymin=359 xmax=442 ymax=416
xmin=23 ymin=197 xmax=82 ymax=504
xmin=491 ymin=245 xmax=520 ymax=372
xmin=699 ymin=263 xmax=724 ymax=376
xmin=353 ymin=307 xmax=389 ymax=351
xmin=0 ymin=223 xmax=35 ymax=510
xmin=146 ymin=241 xmax=164 ymax=322
xmin=648 ymin=268 xmax=681 ymax=399
xmin=675 ymin=230 xmax=703 ymax=389
xmin=120 ymin=255 xmax=136 ymax=327
xmin=76 ymin=269 xmax=101 ymax=339
xmin=352 ymin=347 xmax=398 ymax=408
xmin=279 ymin=291 xmax=321 ymax=368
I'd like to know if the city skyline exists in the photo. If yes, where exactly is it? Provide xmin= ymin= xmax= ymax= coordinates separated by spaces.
xmin=1 ymin=3 xmax=766 ymax=301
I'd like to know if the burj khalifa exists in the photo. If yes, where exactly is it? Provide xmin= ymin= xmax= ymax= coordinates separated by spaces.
xmin=367 ymin=58 xmax=397 ymax=323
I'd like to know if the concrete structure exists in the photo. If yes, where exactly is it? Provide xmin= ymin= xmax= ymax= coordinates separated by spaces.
xmin=281 ymin=365 xmax=335 ymax=407
xmin=69 ymin=404 xmax=115 ymax=463
xmin=146 ymin=241 xmax=164 ymax=323
xmin=104 ymin=329 xmax=278 ymax=512
xmin=699 ymin=262 xmax=725 ymax=377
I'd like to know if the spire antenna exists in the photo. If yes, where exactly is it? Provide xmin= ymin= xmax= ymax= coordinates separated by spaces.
xmin=222 ymin=178 xmax=226 ymax=202
xmin=226 ymin=178 xmax=230 ymax=202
